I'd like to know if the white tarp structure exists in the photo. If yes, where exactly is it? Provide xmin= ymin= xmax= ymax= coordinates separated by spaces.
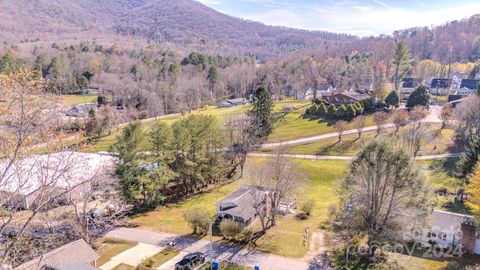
xmin=0 ymin=152 xmax=115 ymax=209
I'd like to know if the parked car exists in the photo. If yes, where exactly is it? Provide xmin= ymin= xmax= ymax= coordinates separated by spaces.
xmin=175 ymin=252 xmax=206 ymax=270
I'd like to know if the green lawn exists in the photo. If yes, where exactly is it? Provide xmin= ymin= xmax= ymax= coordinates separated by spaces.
xmin=132 ymin=180 xmax=243 ymax=234
xmin=133 ymin=158 xmax=347 ymax=257
xmin=96 ymin=238 xmax=138 ymax=266
xmin=263 ymin=125 xmax=454 ymax=157
xmin=112 ymin=264 xmax=135 ymax=270
xmin=140 ymin=247 xmax=180 ymax=268
xmin=251 ymin=158 xmax=347 ymax=258
xmin=268 ymin=109 xmax=379 ymax=143
xmin=62 ymin=94 xmax=98 ymax=105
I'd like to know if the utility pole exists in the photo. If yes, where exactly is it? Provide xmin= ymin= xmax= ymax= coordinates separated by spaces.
xmin=210 ymin=222 xmax=213 ymax=269
xmin=346 ymin=200 xmax=353 ymax=266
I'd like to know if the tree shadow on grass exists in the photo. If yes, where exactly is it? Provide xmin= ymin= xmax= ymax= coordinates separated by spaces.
xmin=315 ymin=140 xmax=356 ymax=156
xmin=301 ymin=114 xmax=337 ymax=127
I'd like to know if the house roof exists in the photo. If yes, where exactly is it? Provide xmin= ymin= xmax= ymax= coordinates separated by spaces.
xmin=431 ymin=210 xmax=473 ymax=234
xmin=45 ymin=263 xmax=100 ymax=270
xmin=460 ymin=79 xmax=480 ymax=90
xmin=402 ymin=78 xmax=423 ymax=88
xmin=431 ymin=78 xmax=452 ymax=89
xmin=15 ymin=240 xmax=99 ymax=270
xmin=216 ymin=185 xmax=266 ymax=222
xmin=324 ymin=91 xmax=370 ymax=101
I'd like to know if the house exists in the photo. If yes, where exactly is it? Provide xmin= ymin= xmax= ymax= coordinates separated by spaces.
xmin=65 ymin=103 xmax=97 ymax=117
xmin=297 ymin=83 xmax=335 ymax=101
xmin=402 ymin=78 xmax=424 ymax=94
xmin=411 ymin=210 xmax=480 ymax=254
xmin=323 ymin=91 xmax=370 ymax=105
xmin=14 ymin=239 xmax=99 ymax=270
xmin=216 ymin=98 xmax=247 ymax=108
xmin=43 ymin=263 xmax=101 ymax=270
xmin=350 ymin=78 xmax=373 ymax=94
xmin=451 ymin=72 xmax=468 ymax=90
xmin=0 ymin=152 xmax=115 ymax=210
xmin=459 ymin=79 xmax=480 ymax=95
xmin=215 ymin=185 xmax=268 ymax=225
xmin=458 ymin=87 xmax=476 ymax=97
xmin=430 ymin=78 xmax=452 ymax=96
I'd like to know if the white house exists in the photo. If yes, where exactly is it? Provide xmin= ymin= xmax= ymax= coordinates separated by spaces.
xmin=430 ymin=78 xmax=452 ymax=96
xmin=458 ymin=87 xmax=475 ymax=97
xmin=402 ymin=78 xmax=424 ymax=95
xmin=0 ymin=152 xmax=115 ymax=210
xmin=297 ymin=83 xmax=335 ymax=100
xmin=411 ymin=210 xmax=480 ymax=254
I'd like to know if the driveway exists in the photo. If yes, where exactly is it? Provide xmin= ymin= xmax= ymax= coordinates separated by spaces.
xmin=100 ymin=242 xmax=163 ymax=270
xmin=105 ymin=228 xmax=321 ymax=270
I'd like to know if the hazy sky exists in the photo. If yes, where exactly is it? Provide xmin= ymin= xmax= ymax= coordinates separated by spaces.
xmin=196 ymin=0 xmax=480 ymax=36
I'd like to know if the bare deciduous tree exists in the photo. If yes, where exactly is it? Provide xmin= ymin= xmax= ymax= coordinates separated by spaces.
xmin=372 ymin=111 xmax=389 ymax=136
xmin=351 ymin=116 xmax=367 ymax=139
xmin=248 ymin=151 xmax=301 ymax=228
xmin=393 ymin=110 xmax=409 ymax=134
xmin=334 ymin=120 xmax=349 ymax=142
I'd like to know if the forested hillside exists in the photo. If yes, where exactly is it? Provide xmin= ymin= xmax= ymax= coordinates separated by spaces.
xmin=0 ymin=0 xmax=354 ymax=58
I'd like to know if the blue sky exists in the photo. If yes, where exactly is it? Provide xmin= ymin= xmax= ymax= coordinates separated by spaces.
xmin=195 ymin=0 xmax=480 ymax=36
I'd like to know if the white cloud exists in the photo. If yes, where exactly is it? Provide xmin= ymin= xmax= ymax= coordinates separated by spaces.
xmin=195 ymin=0 xmax=480 ymax=36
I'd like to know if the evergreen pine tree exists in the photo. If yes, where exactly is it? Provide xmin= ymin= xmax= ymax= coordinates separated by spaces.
xmin=456 ymin=134 xmax=480 ymax=180
xmin=248 ymin=87 xmax=273 ymax=141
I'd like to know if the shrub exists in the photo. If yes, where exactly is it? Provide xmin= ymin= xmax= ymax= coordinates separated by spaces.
xmin=385 ymin=90 xmax=400 ymax=108
xmin=336 ymin=105 xmax=347 ymax=118
xmin=407 ymin=85 xmax=430 ymax=109
xmin=238 ymin=227 xmax=253 ymax=242
xmin=317 ymin=103 xmax=327 ymax=115
xmin=184 ymin=208 xmax=211 ymax=235
xmin=142 ymin=257 xmax=155 ymax=268
xmin=445 ymin=261 xmax=463 ymax=270
xmin=347 ymin=104 xmax=357 ymax=118
xmin=300 ymin=199 xmax=315 ymax=216
xmin=220 ymin=220 xmax=242 ymax=240
xmin=327 ymin=104 xmax=337 ymax=116
xmin=362 ymin=98 xmax=375 ymax=112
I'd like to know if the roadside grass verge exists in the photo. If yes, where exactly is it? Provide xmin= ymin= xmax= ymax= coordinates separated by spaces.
xmin=96 ymin=238 xmax=138 ymax=266
xmin=139 ymin=247 xmax=180 ymax=268
xmin=262 ymin=124 xmax=454 ymax=157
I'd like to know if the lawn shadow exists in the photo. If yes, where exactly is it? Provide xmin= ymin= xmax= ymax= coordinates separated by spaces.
xmin=315 ymin=140 xmax=356 ymax=156
xmin=157 ymin=233 xmax=204 ymax=250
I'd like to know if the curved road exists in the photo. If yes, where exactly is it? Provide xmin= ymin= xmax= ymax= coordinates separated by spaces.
xmin=248 ymin=153 xmax=462 ymax=160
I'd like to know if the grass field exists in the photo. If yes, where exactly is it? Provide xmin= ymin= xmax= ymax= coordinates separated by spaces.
xmin=131 ymin=155 xmax=465 ymax=260
xmin=62 ymin=94 xmax=98 ymax=105
xmin=133 ymin=158 xmax=348 ymax=258
xmin=140 ymin=247 xmax=180 ymax=268
xmin=96 ymin=238 xmax=138 ymax=266
xmin=268 ymin=109 xmax=379 ymax=143
xmin=262 ymin=125 xmax=455 ymax=157
xmin=112 ymin=264 xmax=135 ymax=270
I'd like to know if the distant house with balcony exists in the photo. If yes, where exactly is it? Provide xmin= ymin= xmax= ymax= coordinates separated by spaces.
xmin=323 ymin=91 xmax=370 ymax=105
xmin=430 ymin=78 xmax=452 ymax=96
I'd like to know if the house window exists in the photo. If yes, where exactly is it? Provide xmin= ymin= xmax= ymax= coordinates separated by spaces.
xmin=438 ymin=233 xmax=447 ymax=241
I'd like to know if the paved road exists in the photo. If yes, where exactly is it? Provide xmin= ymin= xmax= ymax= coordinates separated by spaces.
xmin=260 ymin=106 xmax=444 ymax=149
xmin=106 ymin=228 xmax=322 ymax=270
xmin=248 ymin=153 xmax=462 ymax=160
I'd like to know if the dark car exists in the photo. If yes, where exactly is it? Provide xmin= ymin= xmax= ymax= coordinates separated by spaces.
xmin=175 ymin=252 xmax=206 ymax=270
